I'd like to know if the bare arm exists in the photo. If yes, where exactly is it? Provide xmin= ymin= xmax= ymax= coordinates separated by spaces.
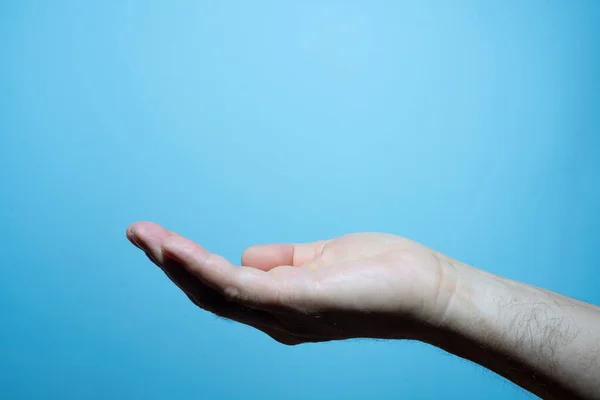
xmin=127 ymin=222 xmax=600 ymax=400
xmin=428 ymin=263 xmax=600 ymax=399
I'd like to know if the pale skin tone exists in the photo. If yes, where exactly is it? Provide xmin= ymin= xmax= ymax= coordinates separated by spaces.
xmin=127 ymin=221 xmax=600 ymax=400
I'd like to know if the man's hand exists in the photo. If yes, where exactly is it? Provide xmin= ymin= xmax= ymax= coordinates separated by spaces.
xmin=126 ymin=221 xmax=600 ymax=399
xmin=126 ymin=221 xmax=457 ymax=344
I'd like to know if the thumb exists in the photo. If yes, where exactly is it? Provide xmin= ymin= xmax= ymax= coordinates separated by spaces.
xmin=242 ymin=241 xmax=329 ymax=271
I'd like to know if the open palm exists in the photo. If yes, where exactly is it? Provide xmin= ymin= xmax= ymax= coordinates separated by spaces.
xmin=127 ymin=222 xmax=456 ymax=345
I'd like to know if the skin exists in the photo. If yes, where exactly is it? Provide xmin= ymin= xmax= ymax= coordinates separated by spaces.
xmin=127 ymin=221 xmax=600 ymax=400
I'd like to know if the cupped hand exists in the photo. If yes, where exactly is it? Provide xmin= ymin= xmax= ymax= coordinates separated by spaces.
xmin=126 ymin=222 xmax=459 ymax=345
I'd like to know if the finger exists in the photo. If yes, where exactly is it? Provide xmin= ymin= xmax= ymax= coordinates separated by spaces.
xmin=241 ymin=241 xmax=328 ymax=271
xmin=161 ymin=235 xmax=280 ymax=309
xmin=161 ymin=252 xmax=280 ymax=331
xmin=127 ymin=223 xmax=283 ymax=332
xmin=126 ymin=221 xmax=175 ymax=263
xmin=127 ymin=221 xmax=208 ymax=307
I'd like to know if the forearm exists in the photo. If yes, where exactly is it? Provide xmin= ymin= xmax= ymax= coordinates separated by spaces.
xmin=427 ymin=262 xmax=600 ymax=399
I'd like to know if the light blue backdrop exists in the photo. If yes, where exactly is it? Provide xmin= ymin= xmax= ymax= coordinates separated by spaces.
xmin=1 ymin=1 xmax=599 ymax=399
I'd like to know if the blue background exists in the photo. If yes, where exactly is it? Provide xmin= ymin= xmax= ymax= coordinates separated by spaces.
xmin=1 ymin=1 xmax=599 ymax=399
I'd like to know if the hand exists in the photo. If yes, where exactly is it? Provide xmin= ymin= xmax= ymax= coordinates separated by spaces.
xmin=126 ymin=222 xmax=459 ymax=345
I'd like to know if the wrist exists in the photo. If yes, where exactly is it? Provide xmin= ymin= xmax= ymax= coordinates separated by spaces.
xmin=413 ymin=259 xmax=519 ymax=357
xmin=386 ymin=254 xmax=478 ymax=342
xmin=434 ymin=261 xmax=514 ymax=343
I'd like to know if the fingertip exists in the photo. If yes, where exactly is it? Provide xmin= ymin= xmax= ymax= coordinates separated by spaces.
xmin=242 ymin=244 xmax=293 ymax=271
xmin=128 ymin=221 xmax=161 ymax=239
xmin=126 ymin=223 xmax=134 ymax=238
xmin=126 ymin=222 xmax=150 ymax=248
xmin=241 ymin=245 xmax=264 ymax=263
xmin=126 ymin=224 xmax=137 ymax=244
xmin=127 ymin=221 xmax=175 ymax=261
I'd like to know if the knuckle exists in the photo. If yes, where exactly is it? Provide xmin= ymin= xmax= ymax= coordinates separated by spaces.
xmin=223 ymin=286 xmax=241 ymax=302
